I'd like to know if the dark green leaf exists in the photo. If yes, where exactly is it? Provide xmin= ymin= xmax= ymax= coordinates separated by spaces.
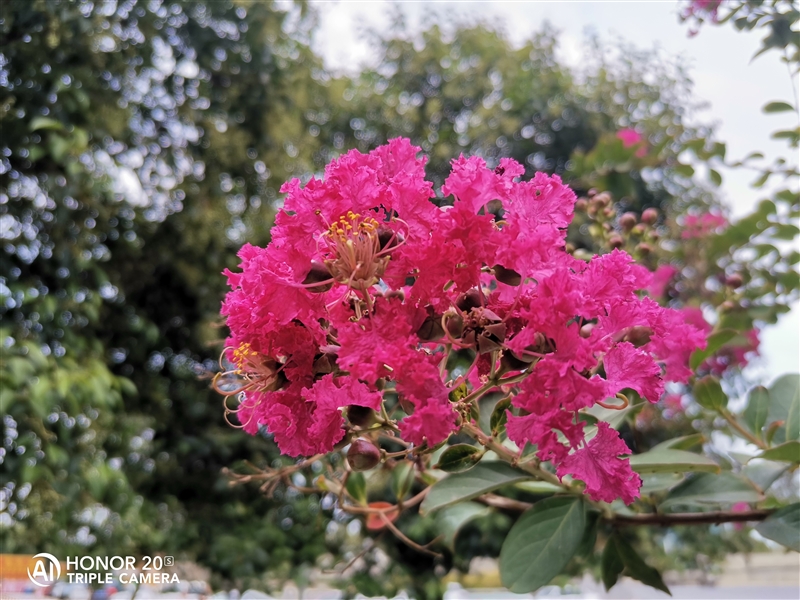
xmin=742 ymin=460 xmax=790 ymax=493
xmin=434 ymin=502 xmax=491 ymax=550
xmin=709 ymin=168 xmax=722 ymax=187
xmin=629 ymin=448 xmax=720 ymax=474
xmin=614 ymin=535 xmax=672 ymax=595
xmin=768 ymin=373 xmax=800 ymax=442
xmin=693 ymin=375 xmax=728 ymax=412
xmin=499 ymin=497 xmax=586 ymax=593
xmin=763 ymin=101 xmax=796 ymax=113
xmin=661 ymin=472 xmax=762 ymax=510
xmin=743 ymin=386 xmax=771 ymax=438
xmin=601 ymin=536 xmax=624 ymax=591
xmin=434 ymin=444 xmax=483 ymax=473
xmin=756 ymin=503 xmax=800 ymax=552
xmin=420 ymin=462 xmax=530 ymax=514
xmin=346 ymin=472 xmax=367 ymax=505
xmin=754 ymin=441 xmax=800 ymax=463
xmin=649 ymin=434 xmax=705 ymax=452
xmin=490 ymin=397 xmax=512 ymax=436
xmin=391 ymin=462 xmax=415 ymax=501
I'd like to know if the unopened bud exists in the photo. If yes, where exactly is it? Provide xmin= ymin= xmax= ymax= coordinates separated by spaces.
xmin=377 ymin=227 xmax=403 ymax=251
xmin=725 ymin=273 xmax=743 ymax=289
xmin=626 ymin=326 xmax=654 ymax=347
xmin=720 ymin=300 xmax=736 ymax=313
xmin=609 ymin=235 xmax=624 ymax=249
xmin=347 ymin=438 xmax=381 ymax=471
xmin=575 ymin=198 xmax=588 ymax=212
xmin=587 ymin=188 xmax=599 ymax=198
xmin=637 ymin=243 xmax=652 ymax=255
xmin=417 ymin=312 xmax=445 ymax=341
xmin=620 ymin=212 xmax=637 ymax=231
xmin=641 ymin=208 xmax=658 ymax=225
xmin=347 ymin=406 xmax=375 ymax=428
xmin=455 ymin=288 xmax=482 ymax=312
xmin=493 ymin=264 xmax=522 ymax=286
xmin=580 ymin=323 xmax=595 ymax=338
xmin=594 ymin=192 xmax=611 ymax=207
xmin=302 ymin=261 xmax=333 ymax=293
xmin=444 ymin=313 xmax=464 ymax=339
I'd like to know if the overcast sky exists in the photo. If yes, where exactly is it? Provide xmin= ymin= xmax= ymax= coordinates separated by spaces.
xmin=309 ymin=0 xmax=799 ymax=381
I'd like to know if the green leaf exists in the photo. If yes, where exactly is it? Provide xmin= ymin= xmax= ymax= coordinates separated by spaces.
xmin=661 ymin=472 xmax=762 ymax=510
xmin=434 ymin=444 xmax=483 ymax=473
xmin=708 ymin=168 xmax=722 ymax=187
xmin=420 ymin=462 xmax=530 ymax=514
xmin=515 ymin=480 xmax=563 ymax=494
xmin=346 ymin=472 xmax=367 ymax=505
xmin=576 ymin=511 xmax=600 ymax=558
xmin=640 ymin=473 xmax=685 ymax=494
xmin=601 ymin=535 xmax=624 ymax=591
xmin=693 ymin=375 xmax=728 ymax=412
xmin=629 ymin=449 xmax=720 ymax=474
xmin=754 ymin=441 xmax=800 ymax=463
xmin=743 ymin=386 xmax=771 ymax=439
xmin=390 ymin=462 xmax=415 ymax=501
xmin=742 ymin=460 xmax=790 ymax=493
xmin=768 ymin=373 xmax=800 ymax=443
xmin=763 ymin=101 xmax=797 ymax=113
xmin=499 ymin=497 xmax=586 ymax=593
xmin=690 ymin=330 xmax=737 ymax=370
xmin=29 ymin=116 xmax=64 ymax=131
xmin=649 ymin=434 xmax=705 ymax=452
xmin=613 ymin=535 xmax=672 ymax=595
xmin=434 ymin=502 xmax=490 ymax=550
xmin=490 ymin=397 xmax=511 ymax=436
xmin=756 ymin=503 xmax=800 ymax=552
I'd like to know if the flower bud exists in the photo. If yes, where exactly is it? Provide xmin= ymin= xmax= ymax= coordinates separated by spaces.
xmin=417 ymin=311 xmax=445 ymax=341
xmin=587 ymin=188 xmax=599 ymax=198
xmin=377 ymin=226 xmax=403 ymax=251
xmin=625 ymin=326 xmax=654 ymax=347
xmin=493 ymin=264 xmax=522 ymax=286
xmin=609 ymin=235 xmax=624 ymax=249
xmin=637 ymin=243 xmax=652 ymax=255
xmin=347 ymin=438 xmax=381 ymax=471
xmin=594 ymin=192 xmax=611 ymax=207
xmin=725 ymin=273 xmax=743 ymax=289
xmin=620 ymin=212 xmax=637 ymax=231
xmin=575 ymin=198 xmax=588 ymax=212
xmin=631 ymin=224 xmax=645 ymax=236
xmin=302 ymin=261 xmax=334 ymax=292
xmin=641 ymin=208 xmax=658 ymax=225
xmin=580 ymin=322 xmax=595 ymax=338
xmin=455 ymin=288 xmax=482 ymax=312
xmin=347 ymin=406 xmax=375 ymax=428
xmin=720 ymin=300 xmax=736 ymax=313
xmin=444 ymin=313 xmax=464 ymax=338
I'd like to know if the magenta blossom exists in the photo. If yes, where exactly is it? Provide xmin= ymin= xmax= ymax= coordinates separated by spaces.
xmin=217 ymin=138 xmax=706 ymax=505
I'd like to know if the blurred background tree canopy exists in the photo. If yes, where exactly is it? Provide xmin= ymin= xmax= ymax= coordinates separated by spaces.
xmin=0 ymin=0 xmax=778 ymax=596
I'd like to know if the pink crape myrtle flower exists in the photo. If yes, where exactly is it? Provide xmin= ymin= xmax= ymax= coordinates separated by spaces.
xmin=616 ymin=128 xmax=648 ymax=157
xmin=218 ymin=138 xmax=706 ymax=506
xmin=682 ymin=212 xmax=728 ymax=239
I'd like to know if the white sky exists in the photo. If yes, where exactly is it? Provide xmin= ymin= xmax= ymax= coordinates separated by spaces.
xmin=310 ymin=0 xmax=799 ymax=382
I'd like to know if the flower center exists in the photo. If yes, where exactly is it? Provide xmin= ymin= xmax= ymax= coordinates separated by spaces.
xmin=217 ymin=342 xmax=283 ymax=394
xmin=323 ymin=211 xmax=390 ymax=288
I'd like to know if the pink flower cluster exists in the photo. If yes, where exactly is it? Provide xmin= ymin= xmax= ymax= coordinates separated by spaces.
xmin=682 ymin=212 xmax=727 ymax=239
xmin=219 ymin=138 xmax=706 ymax=504
xmin=681 ymin=307 xmax=760 ymax=374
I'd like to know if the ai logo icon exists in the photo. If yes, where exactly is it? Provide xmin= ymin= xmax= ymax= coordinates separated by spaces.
xmin=27 ymin=553 xmax=62 ymax=587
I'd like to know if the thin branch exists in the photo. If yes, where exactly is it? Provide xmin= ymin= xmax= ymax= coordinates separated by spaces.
xmin=609 ymin=509 xmax=774 ymax=527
